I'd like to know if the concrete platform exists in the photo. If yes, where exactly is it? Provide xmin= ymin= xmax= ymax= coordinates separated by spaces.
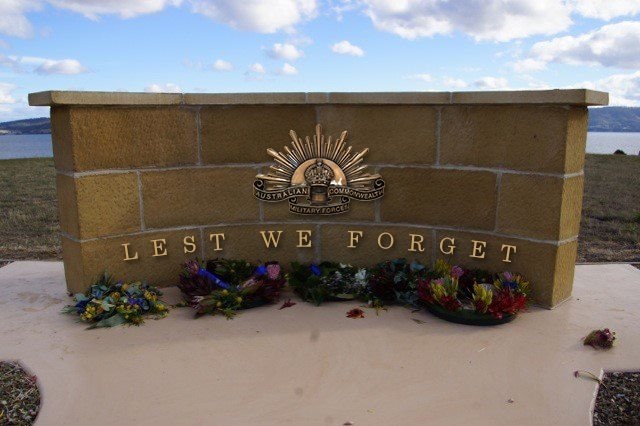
xmin=1 ymin=262 xmax=639 ymax=426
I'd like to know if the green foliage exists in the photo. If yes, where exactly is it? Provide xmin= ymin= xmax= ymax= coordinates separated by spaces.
xmin=366 ymin=258 xmax=428 ymax=305
xmin=431 ymin=259 xmax=452 ymax=278
xmin=472 ymin=283 xmax=493 ymax=314
xmin=207 ymin=258 xmax=255 ymax=287
xmin=193 ymin=289 xmax=243 ymax=319
xmin=289 ymin=261 xmax=367 ymax=306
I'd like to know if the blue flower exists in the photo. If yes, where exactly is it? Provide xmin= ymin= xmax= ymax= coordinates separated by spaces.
xmin=503 ymin=281 xmax=518 ymax=290
xmin=74 ymin=299 xmax=89 ymax=314
xmin=197 ymin=268 xmax=231 ymax=290
xmin=310 ymin=264 xmax=321 ymax=276
xmin=129 ymin=297 xmax=146 ymax=308
xmin=255 ymin=265 xmax=268 ymax=276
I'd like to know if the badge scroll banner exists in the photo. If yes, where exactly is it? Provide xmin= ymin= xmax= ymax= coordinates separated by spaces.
xmin=254 ymin=178 xmax=385 ymax=215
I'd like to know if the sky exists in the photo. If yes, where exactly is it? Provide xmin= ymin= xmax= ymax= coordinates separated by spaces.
xmin=1 ymin=0 xmax=640 ymax=121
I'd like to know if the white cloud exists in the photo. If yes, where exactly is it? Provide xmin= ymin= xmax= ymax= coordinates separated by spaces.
xmin=512 ymin=58 xmax=547 ymax=72
xmin=190 ymin=0 xmax=317 ymax=33
xmin=145 ymin=83 xmax=182 ymax=92
xmin=245 ymin=62 xmax=267 ymax=81
xmin=331 ymin=40 xmax=364 ymax=56
xmin=279 ymin=62 xmax=298 ymax=75
xmin=0 ymin=82 xmax=16 ymax=104
xmin=359 ymin=0 xmax=573 ymax=42
xmin=0 ymin=1 xmax=40 ymax=38
xmin=570 ymin=0 xmax=640 ymax=20
xmin=572 ymin=71 xmax=640 ymax=106
xmin=268 ymin=43 xmax=303 ymax=60
xmin=474 ymin=76 xmax=509 ymax=89
xmin=442 ymin=77 xmax=468 ymax=89
xmin=249 ymin=62 xmax=266 ymax=74
xmin=47 ymin=0 xmax=183 ymax=20
xmin=1 ymin=55 xmax=87 ymax=74
xmin=405 ymin=73 xmax=432 ymax=82
xmin=1 ymin=0 xmax=316 ymax=40
xmin=212 ymin=59 xmax=233 ymax=71
xmin=35 ymin=58 xmax=87 ymax=75
xmin=528 ymin=21 xmax=640 ymax=69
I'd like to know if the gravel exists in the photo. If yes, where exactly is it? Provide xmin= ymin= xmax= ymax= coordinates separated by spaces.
xmin=593 ymin=371 xmax=640 ymax=425
xmin=0 ymin=361 xmax=40 ymax=425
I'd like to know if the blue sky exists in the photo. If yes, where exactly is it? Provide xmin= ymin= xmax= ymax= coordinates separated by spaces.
xmin=2 ymin=0 xmax=640 ymax=120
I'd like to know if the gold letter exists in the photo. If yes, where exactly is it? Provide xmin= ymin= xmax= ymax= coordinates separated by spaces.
xmin=151 ymin=239 xmax=168 ymax=257
xmin=297 ymin=230 xmax=312 ymax=248
xmin=122 ymin=243 xmax=138 ymax=261
xmin=439 ymin=237 xmax=456 ymax=255
xmin=469 ymin=240 xmax=487 ymax=259
xmin=501 ymin=244 xmax=517 ymax=263
xmin=377 ymin=232 xmax=394 ymax=250
xmin=183 ymin=235 xmax=196 ymax=254
xmin=347 ymin=230 xmax=363 ymax=248
xmin=408 ymin=234 xmax=425 ymax=252
xmin=260 ymin=230 xmax=283 ymax=248
xmin=209 ymin=233 xmax=225 ymax=252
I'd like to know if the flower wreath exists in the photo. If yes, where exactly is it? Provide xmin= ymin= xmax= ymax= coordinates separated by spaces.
xmin=417 ymin=260 xmax=530 ymax=325
xmin=178 ymin=259 xmax=286 ymax=318
xmin=62 ymin=273 xmax=168 ymax=328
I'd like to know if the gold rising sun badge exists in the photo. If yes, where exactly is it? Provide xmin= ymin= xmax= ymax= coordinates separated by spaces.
xmin=254 ymin=124 xmax=386 ymax=215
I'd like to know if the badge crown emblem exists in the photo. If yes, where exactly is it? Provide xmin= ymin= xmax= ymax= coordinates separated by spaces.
xmin=304 ymin=159 xmax=334 ymax=187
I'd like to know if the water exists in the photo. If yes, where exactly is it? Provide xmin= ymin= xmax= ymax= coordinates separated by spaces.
xmin=0 ymin=132 xmax=639 ymax=160
xmin=586 ymin=132 xmax=640 ymax=155
xmin=0 ymin=134 xmax=53 ymax=159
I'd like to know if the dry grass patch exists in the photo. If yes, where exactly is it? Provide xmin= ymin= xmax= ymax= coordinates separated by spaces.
xmin=578 ymin=154 xmax=640 ymax=262
xmin=0 ymin=158 xmax=59 ymax=260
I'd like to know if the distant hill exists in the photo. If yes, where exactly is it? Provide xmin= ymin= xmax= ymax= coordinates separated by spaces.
xmin=1 ymin=106 xmax=640 ymax=134
xmin=588 ymin=107 xmax=640 ymax=132
xmin=0 ymin=117 xmax=51 ymax=135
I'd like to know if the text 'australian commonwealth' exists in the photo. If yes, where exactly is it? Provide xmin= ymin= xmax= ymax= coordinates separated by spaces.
xmin=253 ymin=186 xmax=309 ymax=201
xmin=327 ymin=186 xmax=384 ymax=200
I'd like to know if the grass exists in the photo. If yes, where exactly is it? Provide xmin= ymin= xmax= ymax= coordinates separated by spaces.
xmin=578 ymin=154 xmax=640 ymax=262
xmin=0 ymin=158 xmax=59 ymax=260
xmin=0 ymin=155 xmax=638 ymax=263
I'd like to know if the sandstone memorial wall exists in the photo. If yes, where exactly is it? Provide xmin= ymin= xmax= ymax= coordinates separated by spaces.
xmin=29 ymin=89 xmax=609 ymax=307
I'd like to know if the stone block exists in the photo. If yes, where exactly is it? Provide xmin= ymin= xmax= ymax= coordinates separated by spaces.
xmin=440 ymin=106 xmax=587 ymax=173
xmin=317 ymin=105 xmax=437 ymax=164
xmin=58 ymin=106 xmax=198 ymax=171
xmin=200 ymin=105 xmax=317 ymax=164
xmin=141 ymin=167 xmax=259 ymax=228
xmin=56 ymin=173 xmax=140 ymax=239
xmin=497 ymin=174 xmax=584 ymax=240
xmin=380 ymin=167 xmax=497 ymax=229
